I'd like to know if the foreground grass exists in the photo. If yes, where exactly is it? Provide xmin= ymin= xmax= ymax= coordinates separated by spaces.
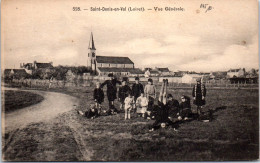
xmin=2 ymin=87 xmax=259 ymax=161
xmin=2 ymin=90 xmax=44 ymax=113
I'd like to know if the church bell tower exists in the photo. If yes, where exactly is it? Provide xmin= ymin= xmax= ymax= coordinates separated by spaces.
xmin=88 ymin=32 xmax=96 ymax=72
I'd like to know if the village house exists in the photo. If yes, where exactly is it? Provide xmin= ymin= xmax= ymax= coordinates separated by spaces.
xmin=4 ymin=69 xmax=29 ymax=80
xmin=155 ymin=67 xmax=173 ymax=76
xmin=87 ymin=32 xmax=143 ymax=77
xmin=181 ymin=74 xmax=202 ymax=83
xmin=210 ymin=71 xmax=228 ymax=80
xmin=227 ymin=68 xmax=245 ymax=78
xmin=174 ymin=71 xmax=189 ymax=77
xmin=20 ymin=61 xmax=54 ymax=76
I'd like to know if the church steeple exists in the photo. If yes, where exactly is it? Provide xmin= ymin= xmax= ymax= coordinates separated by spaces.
xmin=88 ymin=32 xmax=96 ymax=50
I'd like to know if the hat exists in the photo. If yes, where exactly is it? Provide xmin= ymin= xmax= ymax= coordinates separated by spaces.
xmin=148 ymin=78 xmax=153 ymax=83
xmin=196 ymin=78 xmax=201 ymax=82
xmin=135 ymin=77 xmax=139 ymax=80
xmin=167 ymin=94 xmax=173 ymax=98
xmin=108 ymin=73 xmax=113 ymax=77
xmin=122 ymin=77 xmax=128 ymax=82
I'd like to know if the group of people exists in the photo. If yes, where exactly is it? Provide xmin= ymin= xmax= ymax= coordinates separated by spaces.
xmin=77 ymin=73 xmax=207 ymax=131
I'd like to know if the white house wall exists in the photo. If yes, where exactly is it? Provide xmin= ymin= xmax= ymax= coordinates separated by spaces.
xmin=117 ymin=64 xmax=124 ymax=68
xmin=125 ymin=64 xmax=134 ymax=68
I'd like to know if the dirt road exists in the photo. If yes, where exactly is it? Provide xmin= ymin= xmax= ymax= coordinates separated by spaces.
xmin=3 ymin=88 xmax=79 ymax=133
xmin=2 ymin=88 xmax=95 ymax=161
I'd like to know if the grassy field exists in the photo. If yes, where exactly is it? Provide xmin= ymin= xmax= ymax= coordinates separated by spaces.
xmin=2 ymin=87 xmax=259 ymax=161
xmin=2 ymin=90 xmax=44 ymax=113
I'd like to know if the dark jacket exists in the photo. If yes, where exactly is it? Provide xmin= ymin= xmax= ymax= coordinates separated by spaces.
xmin=192 ymin=83 xmax=206 ymax=106
xmin=93 ymin=88 xmax=104 ymax=104
xmin=85 ymin=109 xmax=99 ymax=118
xmin=179 ymin=96 xmax=191 ymax=110
xmin=118 ymin=85 xmax=132 ymax=103
xmin=131 ymin=83 xmax=144 ymax=99
xmin=101 ymin=79 xmax=121 ymax=101
xmin=153 ymin=101 xmax=170 ymax=122
xmin=179 ymin=96 xmax=192 ymax=117
xmin=167 ymin=99 xmax=180 ymax=117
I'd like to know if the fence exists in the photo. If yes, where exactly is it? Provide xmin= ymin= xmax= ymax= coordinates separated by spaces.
xmin=5 ymin=78 xmax=259 ymax=90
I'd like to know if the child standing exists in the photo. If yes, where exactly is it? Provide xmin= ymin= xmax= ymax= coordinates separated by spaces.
xmin=144 ymin=78 xmax=156 ymax=111
xmin=136 ymin=92 xmax=148 ymax=117
xmin=118 ymin=78 xmax=131 ymax=111
xmin=93 ymin=82 xmax=104 ymax=114
xmin=131 ymin=77 xmax=144 ymax=112
xmin=124 ymin=93 xmax=133 ymax=120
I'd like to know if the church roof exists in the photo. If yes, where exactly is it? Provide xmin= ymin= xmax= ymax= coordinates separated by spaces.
xmin=88 ymin=32 xmax=96 ymax=50
xmin=98 ymin=67 xmax=143 ymax=74
xmin=96 ymin=56 xmax=134 ymax=64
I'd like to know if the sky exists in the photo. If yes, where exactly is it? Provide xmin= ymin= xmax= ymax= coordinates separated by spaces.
xmin=1 ymin=0 xmax=259 ymax=72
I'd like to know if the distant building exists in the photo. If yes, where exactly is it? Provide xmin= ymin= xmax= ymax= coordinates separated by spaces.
xmin=144 ymin=70 xmax=151 ymax=78
xmin=87 ymin=32 xmax=143 ymax=76
xmin=20 ymin=61 xmax=54 ymax=75
xmin=34 ymin=61 xmax=53 ymax=69
xmin=4 ymin=69 xmax=29 ymax=79
xmin=155 ymin=67 xmax=172 ymax=76
xmin=174 ymin=71 xmax=189 ymax=77
xmin=210 ymin=71 xmax=227 ymax=80
xmin=227 ymin=68 xmax=245 ymax=78
xmin=149 ymin=70 xmax=160 ymax=77
xmin=181 ymin=74 xmax=202 ymax=83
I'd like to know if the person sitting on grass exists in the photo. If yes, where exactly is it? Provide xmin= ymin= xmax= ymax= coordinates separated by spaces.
xmin=136 ymin=92 xmax=148 ymax=118
xmin=118 ymin=77 xmax=131 ymax=112
xmin=166 ymin=94 xmax=180 ymax=120
xmin=179 ymin=95 xmax=192 ymax=121
xmin=93 ymin=82 xmax=104 ymax=114
xmin=77 ymin=104 xmax=99 ymax=119
xmin=149 ymin=79 xmax=178 ymax=132
xmin=124 ymin=92 xmax=133 ymax=120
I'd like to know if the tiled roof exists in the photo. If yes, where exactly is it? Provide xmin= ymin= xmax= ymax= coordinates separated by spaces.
xmin=96 ymin=56 xmax=134 ymax=64
xmin=4 ymin=69 xmax=12 ymax=75
xmin=228 ymin=69 xmax=240 ymax=72
xmin=212 ymin=71 xmax=227 ymax=79
xmin=98 ymin=67 xmax=143 ymax=74
xmin=13 ymin=69 xmax=28 ymax=74
xmin=157 ymin=68 xmax=170 ymax=72
xmin=150 ymin=70 xmax=159 ymax=74
xmin=36 ymin=63 xmax=53 ymax=68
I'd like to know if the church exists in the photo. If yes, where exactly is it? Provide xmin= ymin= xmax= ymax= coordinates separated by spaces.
xmin=87 ymin=32 xmax=143 ymax=77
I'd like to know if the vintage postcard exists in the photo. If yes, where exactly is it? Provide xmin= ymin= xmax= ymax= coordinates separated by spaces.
xmin=1 ymin=0 xmax=259 ymax=161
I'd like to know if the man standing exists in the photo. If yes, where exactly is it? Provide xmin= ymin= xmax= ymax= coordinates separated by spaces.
xmin=101 ymin=73 xmax=121 ymax=114
xmin=192 ymin=78 xmax=206 ymax=116
xmin=131 ymin=77 xmax=144 ymax=112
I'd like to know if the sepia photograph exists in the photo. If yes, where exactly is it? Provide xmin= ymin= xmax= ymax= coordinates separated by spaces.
xmin=1 ymin=0 xmax=259 ymax=161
